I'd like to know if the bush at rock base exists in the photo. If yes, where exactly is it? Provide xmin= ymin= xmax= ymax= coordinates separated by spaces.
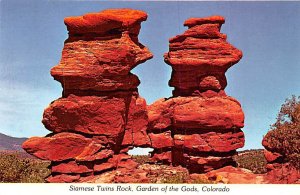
xmin=263 ymin=95 xmax=300 ymax=169
xmin=0 ymin=152 xmax=50 ymax=183
xmin=234 ymin=149 xmax=267 ymax=174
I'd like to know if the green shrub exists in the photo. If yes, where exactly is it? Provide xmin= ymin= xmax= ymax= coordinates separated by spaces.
xmin=263 ymin=95 xmax=300 ymax=169
xmin=0 ymin=152 xmax=50 ymax=183
xmin=234 ymin=150 xmax=267 ymax=174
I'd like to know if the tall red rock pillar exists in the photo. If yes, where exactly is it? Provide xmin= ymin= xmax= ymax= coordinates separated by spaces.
xmin=22 ymin=9 xmax=152 ymax=182
xmin=148 ymin=16 xmax=245 ymax=173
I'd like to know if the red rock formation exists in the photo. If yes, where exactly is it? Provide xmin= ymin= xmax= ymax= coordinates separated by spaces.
xmin=23 ymin=12 xmax=246 ymax=182
xmin=164 ymin=15 xmax=242 ymax=97
xmin=51 ymin=9 xmax=152 ymax=93
xmin=148 ymin=96 xmax=244 ymax=130
xmin=22 ymin=8 xmax=153 ymax=183
xmin=148 ymin=15 xmax=245 ymax=172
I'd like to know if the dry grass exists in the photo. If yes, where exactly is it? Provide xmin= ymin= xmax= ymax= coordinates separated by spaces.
xmin=0 ymin=152 xmax=50 ymax=183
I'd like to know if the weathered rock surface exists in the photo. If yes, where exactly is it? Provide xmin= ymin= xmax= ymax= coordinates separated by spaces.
xmin=148 ymin=96 xmax=244 ymax=130
xmin=184 ymin=16 xmax=225 ymax=27
xmin=150 ymin=151 xmax=172 ymax=164
xmin=164 ymin=15 xmax=242 ymax=96
xmin=42 ymin=95 xmax=127 ymax=136
xmin=51 ymin=9 xmax=152 ymax=92
xmin=64 ymin=9 xmax=148 ymax=34
xmin=174 ymin=130 xmax=244 ymax=153
xmin=204 ymin=166 xmax=265 ymax=184
xmin=23 ymin=133 xmax=100 ymax=161
xmin=149 ymin=131 xmax=173 ymax=149
xmin=51 ymin=161 xmax=93 ymax=174
xmin=46 ymin=174 xmax=80 ymax=183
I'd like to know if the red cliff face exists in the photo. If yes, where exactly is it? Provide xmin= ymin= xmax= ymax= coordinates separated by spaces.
xmin=23 ymin=12 xmax=246 ymax=182
xmin=148 ymin=15 xmax=245 ymax=172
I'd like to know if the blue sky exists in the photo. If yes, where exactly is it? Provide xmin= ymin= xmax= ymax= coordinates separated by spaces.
xmin=0 ymin=0 xmax=299 ymax=150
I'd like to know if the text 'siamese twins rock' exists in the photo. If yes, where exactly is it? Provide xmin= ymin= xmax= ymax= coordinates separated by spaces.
xmin=23 ymin=9 xmax=153 ymax=183
xmin=148 ymin=16 xmax=245 ymax=172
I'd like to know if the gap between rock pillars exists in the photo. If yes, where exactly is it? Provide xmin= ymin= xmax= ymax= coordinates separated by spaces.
xmin=128 ymin=147 xmax=154 ymax=156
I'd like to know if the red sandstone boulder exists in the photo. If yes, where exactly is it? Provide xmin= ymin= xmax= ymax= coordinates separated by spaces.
xmin=22 ymin=132 xmax=111 ymax=161
xmin=52 ymin=9 xmax=153 ymax=92
xmin=169 ymin=24 xmax=225 ymax=43
xmin=76 ymin=148 xmax=114 ymax=162
xmin=166 ymin=38 xmax=242 ymax=71
xmin=42 ymin=95 xmax=126 ymax=136
xmin=174 ymin=130 xmax=244 ymax=153
xmin=150 ymin=151 xmax=172 ymax=164
xmin=94 ymin=162 xmax=116 ymax=173
xmin=65 ymin=9 xmax=148 ymax=34
xmin=93 ymin=154 xmax=131 ymax=173
xmin=165 ymin=16 xmax=242 ymax=96
xmin=46 ymin=174 xmax=80 ymax=183
xmin=205 ymin=166 xmax=265 ymax=184
xmin=184 ymin=16 xmax=225 ymax=28
xmin=185 ymin=155 xmax=235 ymax=173
xmin=165 ymin=37 xmax=242 ymax=95
xmin=148 ymin=96 xmax=244 ymax=130
xmin=173 ymin=97 xmax=244 ymax=129
xmin=51 ymin=37 xmax=151 ymax=92
xmin=149 ymin=131 xmax=173 ymax=149
xmin=118 ymin=159 xmax=139 ymax=170
xmin=51 ymin=161 xmax=93 ymax=174
xmin=113 ymin=168 xmax=149 ymax=183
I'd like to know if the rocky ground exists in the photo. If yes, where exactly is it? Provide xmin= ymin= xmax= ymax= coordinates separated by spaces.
xmin=81 ymin=153 xmax=300 ymax=184
xmin=1 ymin=150 xmax=299 ymax=183
xmin=82 ymin=162 xmax=299 ymax=184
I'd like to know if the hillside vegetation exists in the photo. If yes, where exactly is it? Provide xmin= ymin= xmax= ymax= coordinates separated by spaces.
xmin=0 ymin=152 xmax=50 ymax=183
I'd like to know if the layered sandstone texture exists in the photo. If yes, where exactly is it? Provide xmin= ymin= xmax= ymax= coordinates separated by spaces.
xmin=22 ymin=9 xmax=153 ymax=183
xmin=148 ymin=15 xmax=245 ymax=172
xmin=22 ymin=12 xmax=246 ymax=182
